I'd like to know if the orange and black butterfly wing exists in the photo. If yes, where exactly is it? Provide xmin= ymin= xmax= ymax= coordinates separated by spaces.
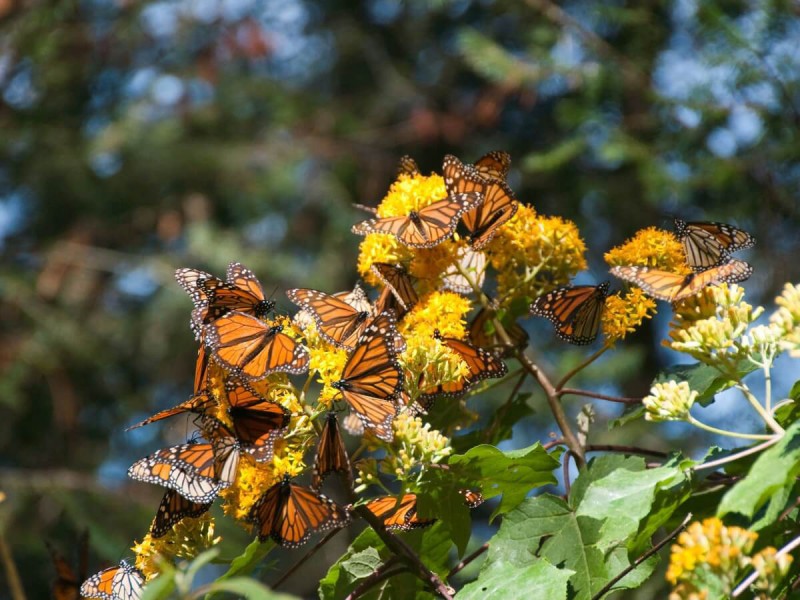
xmin=79 ymin=562 xmax=144 ymax=600
xmin=47 ymin=541 xmax=80 ymax=600
xmin=397 ymin=155 xmax=421 ymax=177
xmin=126 ymin=391 xmax=215 ymax=430
xmin=420 ymin=334 xmax=507 ymax=401
xmin=610 ymin=263 xmax=753 ymax=302
xmin=443 ymin=155 xmax=518 ymax=249
xmin=175 ymin=268 xmax=226 ymax=338
xmin=473 ymin=150 xmax=511 ymax=182
xmin=221 ymin=262 xmax=275 ymax=318
xmin=151 ymin=490 xmax=212 ymax=538
xmin=459 ymin=488 xmax=485 ymax=508
xmin=675 ymin=260 xmax=753 ymax=300
xmin=365 ymin=493 xmax=434 ymax=531
xmin=675 ymin=219 xmax=755 ymax=272
xmin=334 ymin=314 xmax=404 ymax=441
xmin=530 ymin=283 xmax=609 ymax=345
xmin=225 ymin=381 xmax=289 ymax=462
xmin=287 ymin=288 xmax=371 ymax=350
xmin=370 ymin=263 xmax=418 ymax=311
xmin=312 ymin=412 xmax=351 ymax=489
xmin=206 ymin=312 xmax=310 ymax=379
xmin=250 ymin=478 xmax=350 ymax=547
xmin=127 ymin=442 xmax=223 ymax=503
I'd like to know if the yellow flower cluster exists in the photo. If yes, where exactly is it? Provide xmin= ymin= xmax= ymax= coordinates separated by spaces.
xmin=397 ymin=291 xmax=471 ymax=398
xmin=356 ymin=173 xmax=449 ymax=282
xmin=771 ymin=282 xmax=800 ymax=356
xmin=667 ymin=285 xmax=763 ymax=367
xmin=489 ymin=205 xmax=587 ymax=307
xmin=385 ymin=413 xmax=453 ymax=477
xmin=667 ymin=517 xmax=789 ymax=599
xmin=133 ymin=516 xmax=220 ymax=579
xmin=604 ymin=226 xmax=690 ymax=272
xmin=643 ymin=380 xmax=697 ymax=422
xmin=601 ymin=288 xmax=657 ymax=344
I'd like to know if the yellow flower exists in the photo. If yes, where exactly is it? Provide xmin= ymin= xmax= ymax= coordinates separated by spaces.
xmin=601 ymin=288 xmax=657 ymax=344
xmin=488 ymin=206 xmax=587 ymax=308
xmin=409 ymin=238 xmax=464 ymax=291
xmin=356 ymin=172 xmax=449 ymax=280
xmin=771 ymin=283 xmax=800 ymax=356
xmin=132 ymin=516 xmax=220 ymax=579
xmin=605 ymin=226 xmax=690 ymax=273
xmin=307 ymin=340 xmax=350 ymax=408
xmin=384 ymin=413 xmax=453 ymax=478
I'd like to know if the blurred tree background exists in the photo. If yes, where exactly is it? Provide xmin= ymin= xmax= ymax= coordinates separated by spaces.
xmin=0 ymin=0 xmax=798 ymax=597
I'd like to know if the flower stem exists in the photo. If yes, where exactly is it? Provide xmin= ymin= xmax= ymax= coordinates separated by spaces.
xmin=693 ymin=436 xmax=781 ymax=471
xmin=735 ymin=383 xmax=784 ymax=435
xmin=763 ymin=361 xmax=773 ymax=414
xmin=687 ymin=415 xmax=774 ymax=441
xmin=559 ymin=388 xmax=641 ymax=404
xmin=556 ymin=344 xmax=609 ymax=390
xmin=732 ymin=532 xmax=800 ymax=597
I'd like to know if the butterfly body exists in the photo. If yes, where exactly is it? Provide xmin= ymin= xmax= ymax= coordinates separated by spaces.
xmin=312 ymin=412 xmax=352 ymax=489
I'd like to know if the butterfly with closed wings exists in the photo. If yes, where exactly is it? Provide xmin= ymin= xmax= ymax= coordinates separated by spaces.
xmin=80 ymin=561 xmax=144 ymax=600
xmin=530 ymin=282 xmax=610 ymax=346
xmin=674 ymin=218 xmax=755 ymax=272
xmin=287 ymin=288 xmax=373 ymax=351
xmin=311 ymin=412 xmax=352 ymax=489
xmin=150 ymin=489 xmax=212 ymax=538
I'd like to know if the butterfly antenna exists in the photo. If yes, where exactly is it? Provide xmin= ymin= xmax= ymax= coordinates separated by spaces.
xmin=352 ymin=203 xmax=378 ymax=214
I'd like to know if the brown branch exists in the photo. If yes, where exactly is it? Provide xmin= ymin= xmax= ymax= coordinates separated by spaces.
xmin=591 ymin=513 xmax=692 ymax=600
xmin=345 ymin=557 xmax=405 ymax=600
xmin=542 ymin=438 xmax=565 ymax=451
xmin=562 ymin=451 xmax=573 ymax=497
xmin=272 ymin=528 xmax=342 ymax=589
xmin=555 ymin=345 xmax=609 ymax=391
xmin=447 ymin=543 xmax=489 ymax=579
xmin=586 ymin=445 xmax=668 ymax=459
xmin=559 ymin=388 xmax=642 ymax=405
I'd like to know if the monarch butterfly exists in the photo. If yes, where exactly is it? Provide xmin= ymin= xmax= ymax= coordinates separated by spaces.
xmin=332 ymin=313 xmax=404 ymax=441
xmin=194 ymin=344 xmax=210 ymax=393
xmin=287 ymin=288 xmax=373 ymax=351
xmin=47 ymin=533 xmax=88 ymax=600
xmin=468 ymin=306 xmax=529 ymax=357
xmin=419 ymin=331 xmax=508 ymax=402
xmin=610 ymin=260 xmax=753 ymax=303
xmin=441 ymin=247 xmax=487 ymax=295
xmin=127 ymin=434 xmax=234 ymax=503
xmin=473 ymin=150 xmax=511 ymax=182
xmin=206 ymin=311 xmax=310 ymax=380
xmin=79 ymin=561 xmax=144 ymax=600
xmin=530 ymin=283 xmax=610 ymax=346
xmin=370 ymin=263 xmax=418 ymax=312
xmin=175 ymin=263 xmax=275 ymax=338
xmin=674 ymin=218 xmax=755 ymax=271
xmin=312 ymin=412 xmax=351 ymax=489
xmin=460 ymin=488 xmax=485 ymax=508
xmin=397 ymin=155 xmax=421 ymax=177
xmin=225 ymin=380 xmax=290 ymax=462
xmin=364 ymin=493 xmax=435 ymax=531
xmin=248 ymin=475 xmax=351 ymax=547
xmin=126 ymin=391 xmax=215 ymax=431
xmin=351 ymin=192 xmax=483 ymax=249
xmin=151 ymin=489 xmax=212 ymax=538
xmin=442 ymin=155 xmax=518 ymax=250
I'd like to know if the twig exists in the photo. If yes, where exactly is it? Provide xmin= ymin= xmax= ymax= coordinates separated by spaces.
xmin=447 ymin=543 xmax=489 ymax=579
xmin=345 ymin=557 xmax=403 ymax=600
xmin=778 ymin=496 xmax=800 ymax=522
xmin=732 ymin=533 xmax=800 ymax=597
xmin=0 ymin=534 xmax=26 ymax=600
xmin=591 ymin=513 xmax=692 ymax=600
xmin=693 ymin=436 xmax=781 ymax=471
xmin=586 ymin=444 xmax=668 ymax=459
xmin=555 ymin=345 xmax=609 ymax=391
xmin=543 ymin=438 xmax=564 ymax=451
xmin=562 ymin=451 xmax=573 ymax=497
xmin=272 ymin=528 xmax=342 ymax=589
xmin=559 ymin=388 xmax=641 ymax=405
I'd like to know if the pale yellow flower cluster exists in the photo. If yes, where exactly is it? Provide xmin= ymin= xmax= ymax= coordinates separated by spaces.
xmin=133 ymin=516 xmax=220 ymax=579
xmin=385 ymin=413 xmax=453 ymax=477
xmin=643 ymin=381 xmax=697 ymax=422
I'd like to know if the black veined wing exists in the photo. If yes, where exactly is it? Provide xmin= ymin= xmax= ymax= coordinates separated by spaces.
xmin=312 ymin=412 xmax=351 ymax=489
xmin=441 ymin=247 xmax=487 ymax=295
xmin=287 ymin=288 xmax=372 ymax=351
xmin=530 ymin=283 xmax=610 ymax=346
xmin=206 ymin=312 xmax=310 ymax=380
xmin=459 ymin=488 xmax=485 ymax=509
xmin=373 ymin=285 xmax=408 ymax=322
xmin=151 ymin=489 xmax=212 ymax=539
xmin=248 ymin=475 xmax=351 ymax=547
xmin=126 ymin=391 xmax=215 ymax=431
xmin=364 ymin=493 xmax=435 ymax=531
xmin=194 ymin=345 xmax=210 ymax=393
xmin=443 ymin=155 xmax=518 ymax=250
xmin=469 ymin=306 xmax=529 ymax=357
xmin=473 ymin=150 xmax=511 ymax=182
xmin=47 ymin=533 xmax=88 ymax=600
xmin=419 ymin=331 xmax=508 ymax=402
xmin=79 ymin=561 xmax=144 ymax=600
xmin=351 ymin=193 xmax=483 ymax=249
xmin=224 ymin=380 xmax=290 ymax=462
xmin=332 ymin=313 xmax=404 ymax=441
xmin=674 ymin=218 xmax=756 ymax=272
xmin=610 ymin=260 xmax=753 ymax=303
xmin=397 ymin=155 xmax=421 ymax=177
xmin=127 ymin=440 xmax=225 ymax=503
xmin=370 ymin=263 xmax=418 ymax=312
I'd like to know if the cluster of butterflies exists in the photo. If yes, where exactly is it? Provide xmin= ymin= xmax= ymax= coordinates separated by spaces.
xmin=81 ymin=257 xmax=495 ymax=599
xmin=530 ymin=218 xmax=755 ymax=345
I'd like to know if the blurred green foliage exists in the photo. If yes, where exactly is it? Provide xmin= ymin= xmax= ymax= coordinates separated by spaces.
xmin=0 ymin=0 xmax=798 ymax=597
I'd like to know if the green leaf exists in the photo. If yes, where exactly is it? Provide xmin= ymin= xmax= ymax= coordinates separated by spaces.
xmin=140 ymin=565 xmax=176 ymax=600
xmin=718 ymin=421 xmax=800 ymax=524
xmin=341 ymin=547 xmax=382 ymax=579
xmin=185 ymin=548 xmax=219 ymax=584
xmin=205 ymin=578 xmax=299 ymax=599
xmin=787 ymin=379 xmax=800 ymax=401
xmin=608 ymin=404 xmax=645 ymax=429
xmin=654 ymin=362 xmax=756 ymax=406
xmin=458 ymin=558 xmax=572 ymax=600
xmin=320 ymin=528 xmax=388 ymax=600
xmin=773 ymin=397 xmax=800 ymax=428
xmin=447 ymin=442 xmax=561 ymax=520
xmin=219 ymin=537 xmax=275 ymax=579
